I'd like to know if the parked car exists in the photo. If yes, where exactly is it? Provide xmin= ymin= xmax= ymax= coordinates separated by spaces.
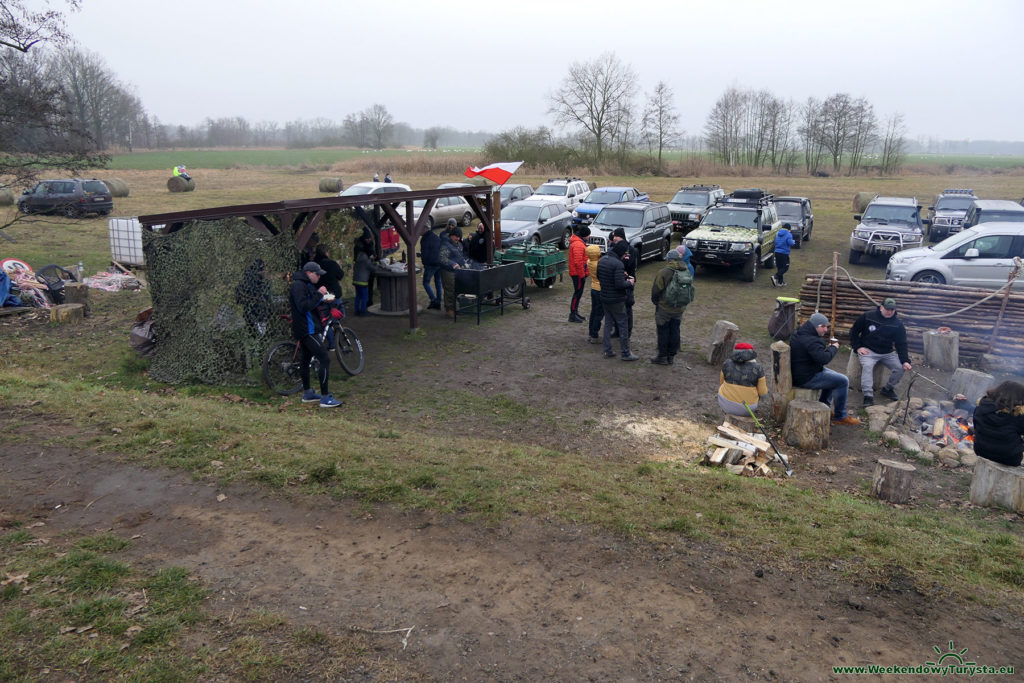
xmin=412 ymin=196 xmax=473 ymax=228
xmin=586 ymin=202 xmax=673 ymax=263
xmin=533 ymin=177 xmax=591 ymax=211
xmin=961 ymin=199 xmax=1024 ymax=230
xmin=497 ymin=198 xmax=573 ymax=249
xmin=848 ymin=196 xmax=924 ymax=265
xmin=499 ymin=183 xmax=533 ymax=208
xmin=572 ymin=186 xmax=648 ymax=226
xmin=667 ymin=184 xmax=725 ymax=233
xmin=886 ymin=223 xmax=1024 ymax=289
xmin=339 ymin=181 xmax=412 ymax=197
xmin=17 ymin=178 xmax=113 ymax=217
xmin=773 ymin=196 xmax=814 ymax=247
xmin=682 ymin=189 xmax=781 ymax=282
xmin=925 ymin=189 xmax=975 ymax=242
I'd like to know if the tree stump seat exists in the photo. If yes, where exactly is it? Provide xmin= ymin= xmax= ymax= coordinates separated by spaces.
xmin=782 ymin=399 xmax=830 ymax=450
xmin=969 ymin=457 xmax=1024 ymax=513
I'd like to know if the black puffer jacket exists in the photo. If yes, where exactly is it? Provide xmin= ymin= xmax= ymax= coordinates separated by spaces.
xmin=790 ymin=319 xmax=837 ymax=387
xmin=289 ymin=271 xmax=323 ymax=339
xmin=596 ymin=252 xmax=631 ymax=304
xmin=973 ymin=398 xmax=1024 ymax=466
xmin=849 ymin=308 xmax=910 ymax=363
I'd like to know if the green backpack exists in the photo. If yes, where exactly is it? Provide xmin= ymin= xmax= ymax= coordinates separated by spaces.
xmin=662 ymin=267 xmax=695 ymax=307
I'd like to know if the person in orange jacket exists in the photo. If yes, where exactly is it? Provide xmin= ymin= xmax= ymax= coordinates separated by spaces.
xmin=567 ymin=225 xmax=590 ymax=323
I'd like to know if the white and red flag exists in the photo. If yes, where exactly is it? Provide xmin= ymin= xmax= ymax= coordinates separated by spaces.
xmin=464 ymin=161 xmax=523 ymax=185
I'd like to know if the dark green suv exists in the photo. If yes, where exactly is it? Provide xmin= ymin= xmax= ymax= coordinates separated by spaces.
xmin=17 ymin=178 xmax=113 ymax=218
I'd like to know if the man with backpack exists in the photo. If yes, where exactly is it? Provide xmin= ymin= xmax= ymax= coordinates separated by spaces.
xmin=649 ymin=250 xmax=694 ymax=365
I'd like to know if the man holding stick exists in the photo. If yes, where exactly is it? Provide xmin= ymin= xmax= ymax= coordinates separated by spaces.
xmin=849 ymin=297 xmax=912 ymax=406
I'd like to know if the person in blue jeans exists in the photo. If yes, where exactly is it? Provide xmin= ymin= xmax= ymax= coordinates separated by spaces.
xmin=771 ymin=223 xmax=795 ymax=287
xmin=420 ymin=219 xmax=448 ymax=309
xmin=790 ymin=312 xmax=861 ymax=425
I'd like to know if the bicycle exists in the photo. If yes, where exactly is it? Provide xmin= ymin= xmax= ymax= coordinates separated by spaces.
xmin=262 ymin=301 xmax=364 ymax=395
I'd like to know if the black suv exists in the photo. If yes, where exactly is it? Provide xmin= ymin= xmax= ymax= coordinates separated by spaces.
xmin=586 ymin=202 xmax=673 ymax=262
xmin=925 ymin=189 xmax=974 ymax=242
xmin=773 ymin=196 xmax=813 ymax=247
xmin=17 ymin=178 xmax=113 ymax=218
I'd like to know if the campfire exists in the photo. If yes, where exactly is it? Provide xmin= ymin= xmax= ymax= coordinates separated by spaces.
xmin=903 ymin=396 xmax=974 ymax=447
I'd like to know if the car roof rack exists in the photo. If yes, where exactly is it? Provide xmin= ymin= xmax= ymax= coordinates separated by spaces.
xmin=545 ymin=177 xmax=584 ymax=183
xmin=717 ymin=188 xmax=773 ymax=207
xmin=940 ymin=188 xmax=975 ymax=195
xmin=680 ymin=184 xmax=720 ymax=191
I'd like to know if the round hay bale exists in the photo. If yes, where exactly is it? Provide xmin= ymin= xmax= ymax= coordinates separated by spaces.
xmin=167 ymin=176 xmax=195 ymax=193
xmin=852 ymin=191 xmax=874 ymax=213
xmin=0 ymin=188 xmax=13 ymax=206
xmin=103 ymin=178 xmax=130 ymax=197
xmin=318 ymin=177 xmax=343 ymax=193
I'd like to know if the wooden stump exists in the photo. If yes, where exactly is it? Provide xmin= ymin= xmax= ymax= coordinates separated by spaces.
xmin=318 ymin=177 xmax=343 ymax=193
xmin=949 ymin=368 xmax=994 ymax=406
xmin=770 ymin=340 xmax=791 ymax=422
xmin=845 ymin=352 xmax=886 ymax=393
xmin=167 ymin=176 xmax=195 ymax=193
xmin=969 ymin=457 xmax=1024 ymax=513
xmin=707 ymin=320 xmax=738 ymax=366
xmin=791 ymin=388 xmax=820 ymax=401
xmin=50 ymin=303 xmax=84 ymax=324
xmin=869 ymin=458 xmax=916 ymax=503
xmin=922 ymin=329 xmax=959 ymax=372
xmin=63 ymin=282 xmax=90 ymax=316
xmin=782 ymin=399 xmax=831 ymax=450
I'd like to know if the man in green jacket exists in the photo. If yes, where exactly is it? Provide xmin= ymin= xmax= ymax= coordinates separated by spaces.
xmin=649 ymin=250 xmax=690 ymax=365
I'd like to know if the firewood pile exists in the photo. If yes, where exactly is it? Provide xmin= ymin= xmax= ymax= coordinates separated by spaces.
xmin=702 ymin=421 xmax=780 ymax=477
xmin=796 ymin=275 xmax=1024 ymax=371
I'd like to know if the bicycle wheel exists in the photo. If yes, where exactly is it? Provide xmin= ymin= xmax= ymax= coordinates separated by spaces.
xmin=263 ymin=340 xmax=304 ymax=395
xmin=332 ymin=324 xmax=365 ymax=376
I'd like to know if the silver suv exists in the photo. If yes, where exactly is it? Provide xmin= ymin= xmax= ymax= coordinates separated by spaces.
xmin=848 ymin=196 xmax=924 ymax=265
xmin=533 ymin=177 xmax=590 ymax=211
xmin=925 ymin=189 xmax=974 ymax=242
xmin=886 ymin=223 xmax=1024 ymax=289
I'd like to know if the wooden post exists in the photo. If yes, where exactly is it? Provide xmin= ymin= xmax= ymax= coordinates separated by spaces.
xmin=986 ymin=266 xmax=1019 ymax=354
xmin=970 ymin=458 xmax=1024 ymax=513
xmin=770 ymin=340 xmax=792 ymax=422
xmin=869 ymin=459 xmax=916 ymax=503
xmin=922 ymin=329 xmax=959 ymax=372
xmin=707 ymin=320 xmax=738 ymax=366
xmin=830 ymin=252 xmax=838 ymax=326
xmin=782 ymin=399 xmax=831 ymax=450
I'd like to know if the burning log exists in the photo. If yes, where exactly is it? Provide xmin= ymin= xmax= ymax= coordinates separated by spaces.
xmin=870 ymin=458 xmax=916 ymax=503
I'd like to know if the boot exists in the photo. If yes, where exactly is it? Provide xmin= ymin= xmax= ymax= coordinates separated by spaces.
xmin=666 ymin=356 xmax=675 ymax=365
xmin=650 ymin=356 xmax=669 ymax=365
xmin=568 ymin=313 xmax=583 ymax=323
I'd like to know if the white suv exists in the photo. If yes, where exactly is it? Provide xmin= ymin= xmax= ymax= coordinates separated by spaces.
xmin=886 ymin=222 xmax=1024 ymax=289
xmin=533 ymin=177 xmax=590 ymax=211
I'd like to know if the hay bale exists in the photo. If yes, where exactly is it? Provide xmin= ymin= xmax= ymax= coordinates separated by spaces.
xmin=103 ymin=178 xmax=130 ymax=197
xmin=318 ymin=177 xmax=343 ymax=193
xmin=852 ymin=192 xmax=874 ymax=214
xmin=0 ymin=188 xmax=13 ymax=206
xmin=167 ymin=176 xmax=195 ymax=193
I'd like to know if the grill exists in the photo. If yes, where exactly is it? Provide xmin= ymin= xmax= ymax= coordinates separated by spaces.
xmin=697 ymin=240 xmax=729 ymax=252
xmin=587 ymin=235 xmax=608 ymax=251
xmin=453 ymin=262 xmax=525 ymax=324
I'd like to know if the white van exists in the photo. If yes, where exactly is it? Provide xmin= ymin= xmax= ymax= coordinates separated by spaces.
xmin=885 ymin=222 xmax=1024 ymax=289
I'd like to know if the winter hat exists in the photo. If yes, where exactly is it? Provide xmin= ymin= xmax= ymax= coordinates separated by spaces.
xmin=611 ymin=240 xmax=629 ymax=257
xmin=734 ymin=342 xmax=754 ymax=350
xmin=611 ymin=227 xmax=627 ymax=240
xmin=809 ymin=312 xmax=829 ymax=327
xmin=665 ymin=250 xmax=682 ymax=260
xmin=449 ymin=226 xmax=463 ymax=238
xmin=577 ymin=225 xmax=591 ymax=238
xmin=447 ymin=218 xmax=458 ymax=227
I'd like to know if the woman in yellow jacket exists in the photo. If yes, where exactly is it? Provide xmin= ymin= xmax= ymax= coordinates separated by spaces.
xmin=586 ymin=243 xmax=603 ymax=343
xmin=718 ymin=342 xmax=768 ymax=416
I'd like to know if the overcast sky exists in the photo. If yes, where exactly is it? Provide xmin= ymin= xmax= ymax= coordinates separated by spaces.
xmin=65 ymin=0 xmax=1023 ymax=142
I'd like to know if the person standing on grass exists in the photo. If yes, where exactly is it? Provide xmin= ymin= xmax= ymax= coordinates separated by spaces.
xmin=567 ymin=225 xmax=589 ymax=323
xmin=597 ymin=240 xmax=638 ymax=361
xmin=585 ymin=242 xmax=603 ymax=343
xmin=289 ymin=262 xmax=341 ymax=408
xmin=610 ymin=228 xmax=637 ymax=338
xmin=771 ymin=223 xmax=795 ymax=287
xmin=849 ymin=297 xmax=912 ymax=406
xmin=439 ymin=226 xmax=467 ymax=319
xmin=420 ymin=221 xmax=446 ymax=310
xmin=352 ymin=236 xmax=374 ymax=317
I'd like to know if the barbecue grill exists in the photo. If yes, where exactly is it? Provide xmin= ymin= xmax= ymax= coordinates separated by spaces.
xmin=453 ymin=262 xmax=526 ymax=323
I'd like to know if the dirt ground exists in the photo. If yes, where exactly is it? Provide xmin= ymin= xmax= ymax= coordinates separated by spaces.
xmin=2 ymin=279 xmax=1023 ymax=680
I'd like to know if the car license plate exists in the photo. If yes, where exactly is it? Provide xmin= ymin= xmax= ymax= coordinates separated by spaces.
xmin=94 ymin=197 xmax=104 ymax=201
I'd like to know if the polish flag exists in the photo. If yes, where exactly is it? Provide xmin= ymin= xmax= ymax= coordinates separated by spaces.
xmin=464 ymin=161 xmax=523 ymax=186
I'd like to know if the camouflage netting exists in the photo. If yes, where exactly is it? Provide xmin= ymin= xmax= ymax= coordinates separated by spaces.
xmin=143 ymin=218 xmax=298 ymax=385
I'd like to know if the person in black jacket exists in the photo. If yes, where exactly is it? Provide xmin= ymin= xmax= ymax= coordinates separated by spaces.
xmin=289 ymin=262 xmax=341 ymax=408
xmin=314 ymin=245 xmax=345 ymax=299
xmin=973 ymin=380 xmax=1024 ymax=466
xmin=849 ymin=297 xmax=912 ymax=406
xmin=610 ymin=227 xmax=638 ymax=338
xmin=420 ymin=221 xmax=446 ymax=310
xmin=463 ymin=222 xmax=488 ymax=264
xmin=790 ymin=312 xmax=860 ymax=425
xmin=597 ymin=240 xmax=638 ymax=361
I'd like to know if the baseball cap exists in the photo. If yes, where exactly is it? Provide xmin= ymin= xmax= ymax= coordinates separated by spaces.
xmin=809 ymin=312 xmax=829 ymax=327
xmin=303 ymin=261 xmax=326 ymax=275
xmin=882 ymin=298 xmax=897 ymax=311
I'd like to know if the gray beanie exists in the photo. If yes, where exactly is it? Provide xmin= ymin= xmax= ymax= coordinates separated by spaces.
xmin=808 ymin=312 xmax=829 ymax=327
xmin=665 ymin=250 xmax=682 ymax=260
xmin=446 ymin=218 xmax=458 ymax=227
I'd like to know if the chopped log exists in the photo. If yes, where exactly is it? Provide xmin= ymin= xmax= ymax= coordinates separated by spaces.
xmin=869 ymin=458 xmax=916 ymax=503
xmin=709 ymin=447 xmax=730 ymax=464
xmin=62 ymin=281 xmax=90 ymax=315
xmin=922 ymin=329 xmax=959 ymax=372
xmin=770 ymin=340 xmax=792 ymax=422
xmin=50 ymin=303 xmax=84 ymax=324
xmin=708 ymin=436 xmax=756 ymax=457
xmin=167 ymin=176 xmax=195 ymax=193
xmin=932 ymin=418 xmax=945 ymax=437
xmin=725 ymin=464 xmax=746 ymax=475
xmin=969 ymin=457 xmax=1024 ymax=513
xmin=716 ymin=423 xmax=770 ymax=452
xmin=949 ymin=368 xmax=994 ymax=406
xmin=782 ymin=399 xmax=831 ymax=450
xmin=845 ymin=352 xmax=886 ymax=393
xmin=707 ymin=320 xmax=739 ymax=366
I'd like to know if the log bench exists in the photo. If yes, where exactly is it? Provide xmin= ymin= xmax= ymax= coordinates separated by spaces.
xmin=969 ymin=458 xmax=1024 ymax=513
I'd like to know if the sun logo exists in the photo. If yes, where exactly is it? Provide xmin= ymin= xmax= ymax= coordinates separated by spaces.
xmin=925 ymin=641 xmax=976 ymax=667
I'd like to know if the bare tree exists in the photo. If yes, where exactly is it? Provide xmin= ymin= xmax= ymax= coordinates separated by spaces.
xmin=798 ymin=97 xmax=826 ymax=175
xmin=0 ymin=0 xmax=78 ymax=52
xmin=547 ymin=52 xmax=637 ymax=164
xmin=704 ymin=87 xmax=745 ymax=166
xmin=844 ymin=97 xmax=877 ymax=176
xmin=423 ymin=126 xmax=442 ymax=149
xmin=819 ymin=93 xmax=854 ymax=173
xmin=641 ymin=81 xmax=680 ymax=174
xmin=879 ymin=113 xmax=907 ymax=176
xmin=764 ymin=98 xmax=798 ymax=174
xmin=363 ymin=104 xmax=393 ymax=150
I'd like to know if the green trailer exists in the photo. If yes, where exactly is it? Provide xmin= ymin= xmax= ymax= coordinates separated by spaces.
xmin=495 ymin=244 xmax=568 ymax=298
